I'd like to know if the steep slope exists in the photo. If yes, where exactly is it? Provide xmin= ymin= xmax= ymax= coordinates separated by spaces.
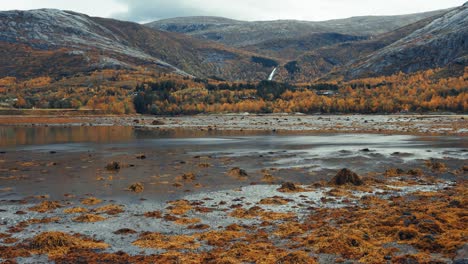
xmin=0 ymin=9 xmax=275 ymax=81
xmin=345 ymin=3 xmax=468 ymax=79
xmin=279 ymin=13 xmax=449 ymax=82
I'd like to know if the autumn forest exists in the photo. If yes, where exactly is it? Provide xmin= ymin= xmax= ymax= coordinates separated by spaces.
xmin=1 ymin=66 xmax=467 ymax=115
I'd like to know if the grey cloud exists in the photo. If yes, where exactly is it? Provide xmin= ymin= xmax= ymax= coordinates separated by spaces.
xmin=112 ymin=0 xmax=467 ymax=23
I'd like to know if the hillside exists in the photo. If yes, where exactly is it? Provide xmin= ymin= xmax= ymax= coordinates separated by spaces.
xmin=0 ymin=9 xmax=277 ymax=81
xmin=147 ymin=9 xmax=451 ymax=52
xmin=345 ymin=3 xmax=468 ymax=79
xmin=276 ymin=13 xmax=450 ymax=82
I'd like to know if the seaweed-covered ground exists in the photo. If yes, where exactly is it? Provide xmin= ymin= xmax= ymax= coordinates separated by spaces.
xmin=0 ymin=119 xmax=467 ymax=263
xmin=0 ymin=163 xmax=466 ymax=263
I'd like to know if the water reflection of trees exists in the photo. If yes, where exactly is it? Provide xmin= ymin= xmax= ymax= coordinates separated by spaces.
xmin=0 ymin=126 xmax=135 ymax=147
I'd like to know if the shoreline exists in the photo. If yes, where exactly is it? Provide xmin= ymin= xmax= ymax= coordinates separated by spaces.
xmin=0 ymin=114 xmax=466 ymax=136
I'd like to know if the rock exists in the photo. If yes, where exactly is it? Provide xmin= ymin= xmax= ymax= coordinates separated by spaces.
xmin=360 ymin=148 xmax=371 ymax=152
xmin=128 ymin=182 xmax=144 ymax=193
xmin=454 ymin=244 xmax=468 ymax=263
xmin=113 ymin=228 xmax=137 ymax=235
xmin=330 ymin=168 xmax=363 ymax=186
xmin=407 ymin=169 xmax=423 ymax=176
xmin=136 ymin=154 xmax=146 ymax=159
xmin=105 ymin=161 xmax=120 ymax=171
xmin=398 ymin=228 xmax=418 ymax=240
xmin=182 ymin=172 xmax=196 ymax=181
xmin=152 ymin=120 xmax=165 ymax=125
xmin=228 ymin=167 xmax=248 ymax=177
xmin=227 ymin=167 xmax=248 ymax=180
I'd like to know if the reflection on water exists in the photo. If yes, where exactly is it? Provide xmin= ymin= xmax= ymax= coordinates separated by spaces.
xmin=0 ymin=126 xmax=135 ymax=147
xmin=0 ymin=126 xmax=278 ymax=148
xmin=0 ymin=125 xmax=466 ymax=200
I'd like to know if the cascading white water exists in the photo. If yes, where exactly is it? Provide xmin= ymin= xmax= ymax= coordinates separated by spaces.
xmin=268 ymin=67 xmax=277 ymax=81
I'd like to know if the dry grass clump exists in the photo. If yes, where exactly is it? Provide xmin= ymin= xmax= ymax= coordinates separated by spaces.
xmin=105 ymin=161 xmax=120 ymax=171
xmin=276 ymin=251 xmax=317 ymax=264
xmin=176 ymin=172 xmax=196 ymax=182
xmin=258 ymin=196 xmax=290 ymax=205
xmin=261 ymin=173 xmax=276 ymax=183
xmin=230 ymin=206 xmax=296 ymax=221
xmin=298 ymin=181 xmax=468 ymax=263
xmin=174 ymin=217 xmax=201 ymax=225
xmin=63 ymin=207 xmax=89 ymax=214
xmin=28 ymin=231 xmax=108 ymax=257
xmin=273 ymin=221 xmax=306 ymax=238
xmin=425 ymin=160 xmax=447 ymax=172
xmin=93 ymin=204 xmax=124 ymax=215
xmin=167 ymin=200 xmax=193 ymax=215
xmin=325 ymin=188 xmax=355 ymax=198
xmin=72 ymin=214 xmax=106 ymax=223
xmin=198 ymin=163 xmax=211 ymax=168
xmin=81 ymin=197 xmax=102 ymax=205
xmin=277 ymin=182 xmax=305 ymax=193
xmin=133 ymin=232 xmax=200 ymax=250
xmin=29 ymin=201 xmax=62 ymax=213
xmin=330 ymin=168 xmax=363 ymax=186
xmin=128 ymin=182 xmax=144 ymax=193
xmin=227 ymin=167 xmax=248 ymax=180
xmin=144 ymin=210 xmax=163 ymax=218
xmin=384 ymin=168 xmax=405 ymax=177
xmin=196 ymin=230 xmax=247 ymax=247
xmin=205 ymin=242 xmax=316 ymax=264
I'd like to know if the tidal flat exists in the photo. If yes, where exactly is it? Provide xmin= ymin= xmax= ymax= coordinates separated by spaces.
xmin=0 ymin=116 xmax=467 ymax=263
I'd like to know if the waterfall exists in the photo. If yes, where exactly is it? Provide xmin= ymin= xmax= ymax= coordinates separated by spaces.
xmin=268 ymin=67 xmax=277 ymax=81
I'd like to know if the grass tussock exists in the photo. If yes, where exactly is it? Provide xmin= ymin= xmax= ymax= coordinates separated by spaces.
xmin=28 ymin=231 xmax=108 ymax=257
xmin=72 ymin=214 xmax=106 ymax=223
xmin=29 ymin=201 xmax=62 ymax=213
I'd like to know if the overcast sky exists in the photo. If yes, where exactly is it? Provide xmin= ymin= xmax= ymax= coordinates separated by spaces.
xmin=1 ymin=0 xmax=466 ymax=22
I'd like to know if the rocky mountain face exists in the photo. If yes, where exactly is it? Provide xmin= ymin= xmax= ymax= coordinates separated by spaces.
xmin=146 ymin=6 xmax=467 ymax=81
xmin=0 ymin=9 xmax=274 ymax=81
xmin=0 ymin=4 xmax=466 ymax=83
xmin=147 ymin=9 xmax=450 ymax=51
xmin=344 ymin=3 xmax=468 ymax=79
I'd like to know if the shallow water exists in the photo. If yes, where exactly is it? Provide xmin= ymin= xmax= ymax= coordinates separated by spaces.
xmin=0 ymin=126 xmax=466 ymax=200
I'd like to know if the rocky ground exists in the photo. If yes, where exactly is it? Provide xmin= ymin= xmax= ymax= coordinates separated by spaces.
xmin=0 ymin=114 xmax=467 ymax=136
